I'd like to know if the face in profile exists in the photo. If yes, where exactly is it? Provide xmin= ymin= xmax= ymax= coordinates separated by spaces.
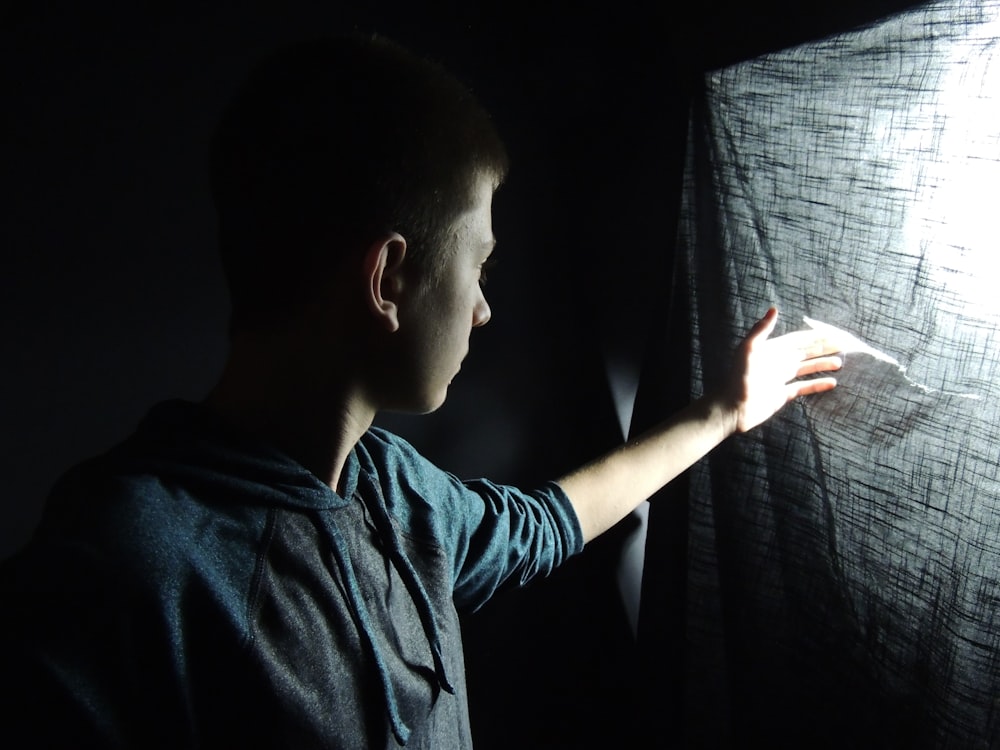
xmin=392 ymin=176 xmax=496 ymax=414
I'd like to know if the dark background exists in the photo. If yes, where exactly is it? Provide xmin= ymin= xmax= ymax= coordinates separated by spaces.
xmin=1 ymin=2 xmax=923 ymax=747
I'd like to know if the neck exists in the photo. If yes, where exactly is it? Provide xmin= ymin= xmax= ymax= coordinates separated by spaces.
xmin=204 ymin=330 xmax=374 ymax=494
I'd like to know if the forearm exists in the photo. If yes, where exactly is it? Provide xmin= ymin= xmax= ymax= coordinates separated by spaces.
xmin=557 ymin=308 xmax=841 ymax=545
xmin=556 ymin=392 xmax=737 ymax=544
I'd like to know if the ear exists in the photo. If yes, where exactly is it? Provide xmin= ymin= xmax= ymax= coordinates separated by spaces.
xmin=361 ymin=232 xmax=408 ymax=332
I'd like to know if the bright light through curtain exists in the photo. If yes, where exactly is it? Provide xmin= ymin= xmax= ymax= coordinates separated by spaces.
xmin=675 ymin=1 xmax=1000 ymax=746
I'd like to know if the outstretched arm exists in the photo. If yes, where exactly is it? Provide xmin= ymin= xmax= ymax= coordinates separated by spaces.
xmin=557 ymin=308 xmax=842 ymax=543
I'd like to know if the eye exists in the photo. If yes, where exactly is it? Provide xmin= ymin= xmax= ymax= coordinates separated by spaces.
xmin=478 ymin=257 xmax=498 ymax=289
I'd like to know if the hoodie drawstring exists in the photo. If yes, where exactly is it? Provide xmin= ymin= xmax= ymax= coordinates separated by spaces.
xmin=316 ymin=488 xmax=455 ymax=747
xmin=360 ymin=488 xmax=456 ymax=697
xmin=320 ymin=514 xmax=413 ymax=746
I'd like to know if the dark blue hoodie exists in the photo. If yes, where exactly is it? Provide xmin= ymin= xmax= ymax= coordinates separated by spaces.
xmin=0 ymin=400 xmax=583 ymax=748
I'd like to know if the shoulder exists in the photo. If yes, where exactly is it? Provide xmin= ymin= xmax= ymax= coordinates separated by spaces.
xmin=359 ymin=427 xmax=465 ymax=495
xmin=360 ymin=425 xmax=430 ymax=464
xmin=356 ymin=427 xmax=479 ymax=543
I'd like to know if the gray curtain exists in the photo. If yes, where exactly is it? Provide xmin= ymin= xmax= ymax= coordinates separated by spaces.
xmin=673 ymin=1 xmax=1000 ymax=746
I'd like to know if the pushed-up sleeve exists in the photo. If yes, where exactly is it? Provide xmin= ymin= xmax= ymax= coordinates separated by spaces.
xmin=449 ymin=478 xmax=584 ymax=612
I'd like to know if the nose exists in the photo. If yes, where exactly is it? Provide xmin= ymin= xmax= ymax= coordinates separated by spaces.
xmin=473 ymin=293 xmax=491 ymax=328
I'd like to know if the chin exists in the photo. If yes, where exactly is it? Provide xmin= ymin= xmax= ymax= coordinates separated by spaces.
xmin=418 ymin=390 xmax=449 ymax=415
xmin=391 ymin=387 xmax=449 ymax=416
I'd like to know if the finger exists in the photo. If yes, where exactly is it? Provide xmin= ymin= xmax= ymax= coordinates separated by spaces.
xmin=787 ymin=376 xmax=837 ymax=400
xmin=794 ymin=355 xmax=843 ymax=378
xmin=746 ymin=307 xmax=779 ymax=351
xmin=770 ymin=329 xmax=842 ymax=359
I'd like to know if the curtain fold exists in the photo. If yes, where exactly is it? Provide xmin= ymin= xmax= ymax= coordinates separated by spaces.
xmin=670 ymin=1 xmax=1000 ymax=746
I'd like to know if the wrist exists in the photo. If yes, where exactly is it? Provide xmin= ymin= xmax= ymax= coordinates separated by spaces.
xmin=699 ymin=388 xmax=741 ymax=440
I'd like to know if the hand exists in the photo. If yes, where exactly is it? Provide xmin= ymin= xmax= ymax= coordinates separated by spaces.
xmin=726 ymin=307 xmax=842 ymax=433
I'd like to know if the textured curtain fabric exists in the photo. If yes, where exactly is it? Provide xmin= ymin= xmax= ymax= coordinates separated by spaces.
xmin=673 ymin=1 xmax=1000 ymax=747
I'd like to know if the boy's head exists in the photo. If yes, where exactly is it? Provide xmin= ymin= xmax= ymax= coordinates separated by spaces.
xmin=210 ymin=34 xmax=508 ymax=333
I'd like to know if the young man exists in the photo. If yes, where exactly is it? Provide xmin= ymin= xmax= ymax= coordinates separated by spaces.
xmin=0 ymin=34 xmax=841 ymax=748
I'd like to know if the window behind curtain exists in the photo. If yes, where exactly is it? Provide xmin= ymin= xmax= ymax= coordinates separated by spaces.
xmin=671 ymin=1 xmax=1000 ymax=746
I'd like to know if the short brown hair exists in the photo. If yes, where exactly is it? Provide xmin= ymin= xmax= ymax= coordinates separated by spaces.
xmin=210 ymin=34 xmax=508 ymax=332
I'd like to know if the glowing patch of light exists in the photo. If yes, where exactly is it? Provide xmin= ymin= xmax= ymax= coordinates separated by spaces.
xmin=899 ymin=5 xmax=1000 ymax=324
xmin=803 ymin=316 xmax=981 ymax=399
xmin=803 ymin=316 xmax=902 ymax=367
